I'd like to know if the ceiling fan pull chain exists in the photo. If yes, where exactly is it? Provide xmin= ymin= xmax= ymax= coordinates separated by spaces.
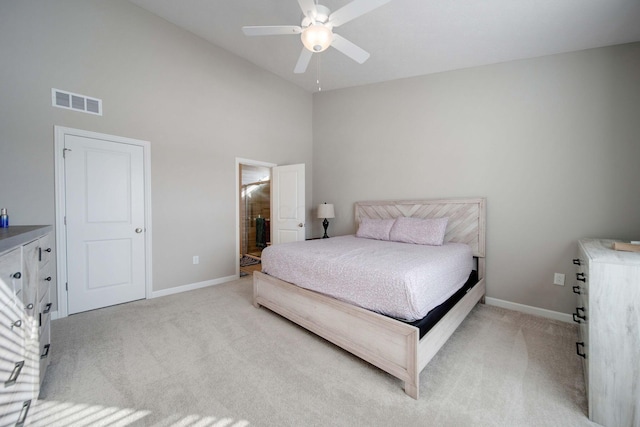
xmin=317 ymin=55 xmax=322 ymax=92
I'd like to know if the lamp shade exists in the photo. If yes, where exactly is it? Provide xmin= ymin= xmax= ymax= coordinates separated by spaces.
xmin=317 ymin=203 xmax=335 ymax=219
xmin=301 ymin=24 xmax=333 ymax=53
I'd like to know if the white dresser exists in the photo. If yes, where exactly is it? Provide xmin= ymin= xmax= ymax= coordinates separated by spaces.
xmin=573 ymin=239 xmax=640 ymax=427
xmin=0 ymin=226 xmax=54 ymax=427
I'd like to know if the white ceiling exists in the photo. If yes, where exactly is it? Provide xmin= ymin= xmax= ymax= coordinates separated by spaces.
xmin=129 ymin=0 xmax=640 ymax=93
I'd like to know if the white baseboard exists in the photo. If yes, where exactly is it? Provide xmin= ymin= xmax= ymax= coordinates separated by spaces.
xmin=484 ymin=297 xmax=573 ymax=323
xmin=151 ymin=274 xmax=239 ymax=299
xmin=50 ymin=275 xmax=239 ymax=320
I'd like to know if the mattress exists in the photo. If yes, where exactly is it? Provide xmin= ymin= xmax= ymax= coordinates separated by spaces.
xmin=261 ymin=235 xmax=473 ymax=321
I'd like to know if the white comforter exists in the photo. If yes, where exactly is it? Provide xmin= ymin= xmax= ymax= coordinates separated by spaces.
xmin=261 ymin=235 xmax=473 ymax=321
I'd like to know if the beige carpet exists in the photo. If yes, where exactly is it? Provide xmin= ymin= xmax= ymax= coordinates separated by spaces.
xmin=33 ymin=277 xmax=597 ymax=427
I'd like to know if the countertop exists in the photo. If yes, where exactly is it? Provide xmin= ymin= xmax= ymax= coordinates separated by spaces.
xmin=0 ymin=225 xmax=53 ymax=254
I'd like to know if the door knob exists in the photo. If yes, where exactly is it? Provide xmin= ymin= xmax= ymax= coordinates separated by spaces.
xmin=135 ymin=228 xmax=143 ymax=233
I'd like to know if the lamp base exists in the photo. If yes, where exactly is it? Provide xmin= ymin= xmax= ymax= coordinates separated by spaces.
xmin=322 ymin=218 xmax=330 ymax=238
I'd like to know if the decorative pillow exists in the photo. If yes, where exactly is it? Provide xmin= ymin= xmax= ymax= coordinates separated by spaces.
xmin=389 ymin=217 xmax=449 ymax=246
xmin=356 ymin=218 xmax=396 ymax=241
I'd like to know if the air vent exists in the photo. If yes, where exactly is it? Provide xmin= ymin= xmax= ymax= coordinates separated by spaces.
xmin=51 ymin=88 xmax=102 ymax=116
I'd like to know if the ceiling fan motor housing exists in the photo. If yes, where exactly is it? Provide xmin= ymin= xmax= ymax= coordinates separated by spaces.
xmin=302 ymin=4 xmax=330 ymax=25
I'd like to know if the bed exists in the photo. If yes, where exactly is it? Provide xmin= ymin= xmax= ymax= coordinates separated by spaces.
xmin=253 ymin=198 xmax=486 ymax=399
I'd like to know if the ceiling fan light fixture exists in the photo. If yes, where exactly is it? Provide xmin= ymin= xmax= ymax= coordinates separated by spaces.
xmin=301 ymin=24 xmax=333 ymax=52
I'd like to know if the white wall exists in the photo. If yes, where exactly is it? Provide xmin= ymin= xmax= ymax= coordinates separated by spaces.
xmin=0 ymin=1 xmax=313 ymax=305
xmin=312 ymin=43 xmax=640 ymax=314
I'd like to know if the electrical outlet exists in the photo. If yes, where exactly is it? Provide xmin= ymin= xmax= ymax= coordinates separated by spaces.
xmin=193 ymin=256 xmax=199 ymax=265
xmin=553 ymin=273 xmax=565 ymax=286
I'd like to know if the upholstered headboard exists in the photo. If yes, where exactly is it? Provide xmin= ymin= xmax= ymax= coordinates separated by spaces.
xmin=354 ymin=198 xmax=486 ymax=258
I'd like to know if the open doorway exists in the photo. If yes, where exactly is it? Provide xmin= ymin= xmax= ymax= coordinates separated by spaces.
xmin=238 ymin=162 xmax=272 ymax=277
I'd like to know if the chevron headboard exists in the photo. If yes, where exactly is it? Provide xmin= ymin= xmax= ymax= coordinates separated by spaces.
xmin=354 ymin=198 xmax=486 ymax=258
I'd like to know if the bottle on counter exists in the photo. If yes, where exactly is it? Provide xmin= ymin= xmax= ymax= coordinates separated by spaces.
xmin=0 ymin=208 xmax=8 ymax=228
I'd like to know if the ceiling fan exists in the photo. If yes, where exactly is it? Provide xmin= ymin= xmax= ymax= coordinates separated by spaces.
xmin=242 ymin=0 xmax=392 ymax=74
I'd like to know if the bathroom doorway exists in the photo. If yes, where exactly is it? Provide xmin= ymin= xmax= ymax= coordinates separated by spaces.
xmin=238 ymin=162 xmax=272 ymax=276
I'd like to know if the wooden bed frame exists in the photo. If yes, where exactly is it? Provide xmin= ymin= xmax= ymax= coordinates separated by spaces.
xmin=253 ymin=198 xmax=486 ymax=399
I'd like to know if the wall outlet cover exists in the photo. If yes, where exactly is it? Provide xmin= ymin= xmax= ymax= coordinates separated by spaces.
xmin=553 ymin=273 xmax=565 ymax=286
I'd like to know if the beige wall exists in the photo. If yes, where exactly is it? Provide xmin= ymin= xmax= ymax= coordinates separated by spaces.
xmin=2 ymin=1 xmax=638 ymax=316
xmin=0 ymin=1 xmax=313 ymax=304
xmin=312 ymin=43 xmax=640 ymax=314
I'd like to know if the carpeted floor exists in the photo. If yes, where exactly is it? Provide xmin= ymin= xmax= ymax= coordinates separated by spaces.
xmin=33 ymin=277 xmax=597 ymax=427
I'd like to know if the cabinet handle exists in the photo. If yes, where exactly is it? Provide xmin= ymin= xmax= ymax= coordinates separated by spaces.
xmin=11 ymin=319 xmax=22 ymax=329
xmin=41 ymin=344 xmax=50 ymax=359
xmin=576 ymin=342 xmax=586 ymax=359
xmin=43 ymin=302 xmax=52 ymax=314
xmin=572 ymin=307 xmax=586 ymax=323
xmin=572 ymin=259 xmax=581 ymax=266
xmin=25 ymin=303 xmax=34 ymax=311
xmin=12 ymin=272 xmax=21 ymax=279
xmin=4 ymin=360 xmax=25 ymax=387
xmin=44 ymin=248 xmax=52 ymax=253
xmin=45 ymin=276 xmax=52 ymax=281
xmin=572 ymin=285 xmax=581 ymax=295
xmin=576 ymin=273 xmax=586 ymax=282
xmin=15 ymin=399 xmax=31 ymax=427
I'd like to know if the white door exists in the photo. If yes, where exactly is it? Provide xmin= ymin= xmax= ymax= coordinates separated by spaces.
xmin=271 ymin=164 xmax=305 ymax=243
xmin=64 ymin=134 xmax=146 ymax=314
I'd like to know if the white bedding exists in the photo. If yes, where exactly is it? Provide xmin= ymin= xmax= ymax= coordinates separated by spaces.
xmin=261 ymin=235 xmax=473 ymax=321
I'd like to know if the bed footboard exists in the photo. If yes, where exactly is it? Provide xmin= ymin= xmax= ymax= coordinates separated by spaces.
xmin=254 ymin=271 xmax=421 ymax=398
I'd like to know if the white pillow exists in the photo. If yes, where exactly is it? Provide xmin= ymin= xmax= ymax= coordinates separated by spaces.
xmin=356 ymin=218 xmax=396 ymax=241
xmin=389 ymin=217 xmax=448 ymax=245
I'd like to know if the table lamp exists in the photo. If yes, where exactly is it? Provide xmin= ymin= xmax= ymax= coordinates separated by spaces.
xmin=317 ymin=203 xmax=335 ymax=238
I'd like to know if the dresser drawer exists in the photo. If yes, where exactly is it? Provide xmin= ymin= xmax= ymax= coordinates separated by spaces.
xmin=577 ymin=321 xmax=589 ymax=386
xmin=21 ymin=240 xmax=39 ymax=313
xmin=0 ymin=323 xmax=31 ymax=426
xmin=38 ymin=233 xmax=53 ymax=267
xmin=0 ymin=247 xmax=23 ymax=303
xmin=38 ymin=288 xmax=52 ymax=334
xmin=0 ymin=395 xmax=32 ymax=427
xmin=38 ymin=262 xmax=53 ymax=303
xmin=39 ymin=316 xmax=51 ymax=387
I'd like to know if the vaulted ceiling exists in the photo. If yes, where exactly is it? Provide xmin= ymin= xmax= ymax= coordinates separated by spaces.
xmin=129 ymin=0 xmax=640 ymax=92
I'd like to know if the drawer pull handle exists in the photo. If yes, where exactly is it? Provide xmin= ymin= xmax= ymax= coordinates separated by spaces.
xmin=572 ymin=258 xmax=581 ymax=266
xmin=572 ymin=307 xmax=586 ymax=323
xmin=44 ymin=276 xmax=52 ymax=281
xmin=41 ymin=344 xmax=50 ymax=359
xmin=12 ymin=272 xmax=21 ymax=279
xmin=576 ymin=342 xmax=586 ymax=359
xmin=4 ymin=360 xmax=25 ymax=387
xmin=43 ymin=302 xmax=52 ymax=314
xmin=11 ymin=319 xmax=22 ymax=329
xmin=572 ymin=285 xmax=581 ymax=295
xmin=576 ymin=273 xmax=586 ymax=282
xmin=25 ymin=303 xmax=34 ymax=311
xmin=15 ymin=399 xmax=31 ymax=427
xmin=44 ymin=248 xmax=52 ymax=253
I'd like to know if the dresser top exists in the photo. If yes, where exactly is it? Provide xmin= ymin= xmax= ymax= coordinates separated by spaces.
xmin=0 ymin=225 xmax=52 ymax=254
xmin=579 ymin=238 xmax=640 ymax=266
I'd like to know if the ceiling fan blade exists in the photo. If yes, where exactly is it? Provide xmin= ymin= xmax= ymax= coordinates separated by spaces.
xmin=331 ymin=34 xmax=370 ymax=64
xmin=297 ymin=0 xmax=318 ymax=19
xmin=328 ymin=0 xmax=392 ymax=27
xmin=294 ymin=48 xmax=313 ymax=74
xmin=242 ymin=26 xmax=302 ymax=36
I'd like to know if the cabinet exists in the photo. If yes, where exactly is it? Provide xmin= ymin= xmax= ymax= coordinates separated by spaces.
xmin=573 ymin=239 xmax=640 ymax=427
xmin=37 ymin=233 xmax=53 ymax=386
xmin=0 ymin=226 xmax=53 ymax=427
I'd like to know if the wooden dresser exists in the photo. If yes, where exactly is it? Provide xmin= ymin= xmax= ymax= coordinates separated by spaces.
xmin=0 ymin=226 xmax=54 ymax=426
xmin=573 ymin=239 xmax=640 ymax=427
